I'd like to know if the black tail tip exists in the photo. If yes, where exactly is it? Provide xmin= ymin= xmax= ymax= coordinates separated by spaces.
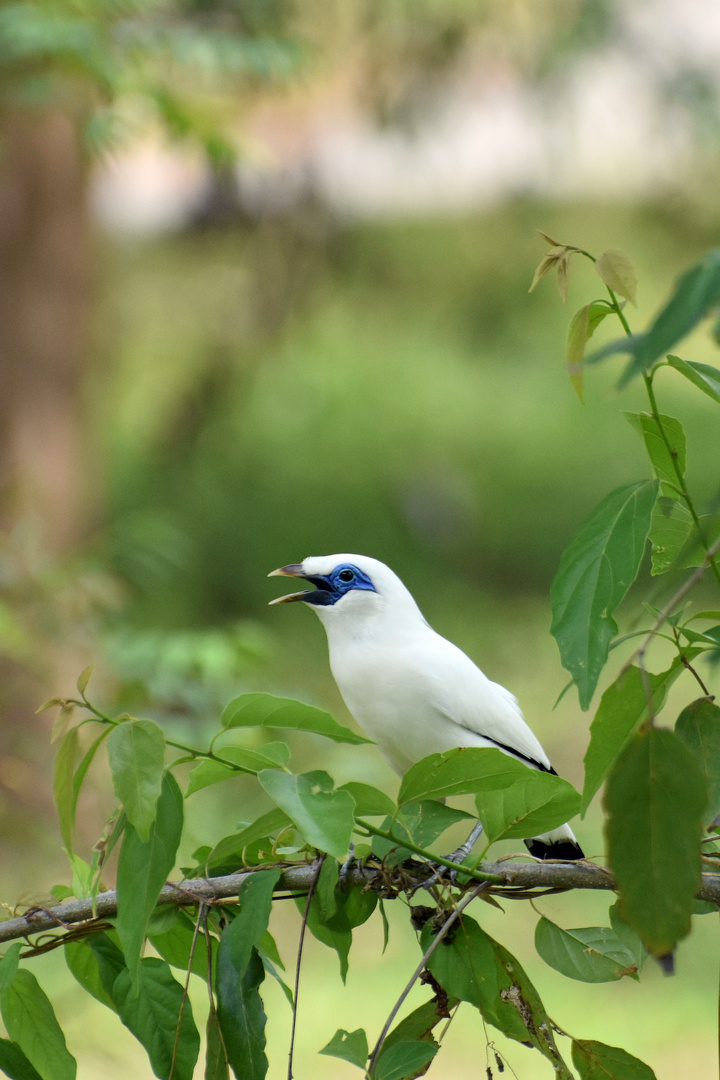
xmin=525 ymin=838 xmax=585 ymax=861
xmin=656 ymin=952 xmax=675 ymax=976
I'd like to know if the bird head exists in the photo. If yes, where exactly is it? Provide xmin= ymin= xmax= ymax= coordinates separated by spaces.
xmin=268 ymin=554 xmax=423 ymax=626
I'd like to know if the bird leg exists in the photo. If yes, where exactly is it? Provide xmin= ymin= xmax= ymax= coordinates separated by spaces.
xmin=444 ymin=819 xmax=485 ymax=865
xmin=339 ymin=842 xmax=357 ymax=884
xmin=412 ymin=819 xmax=485 ymax=894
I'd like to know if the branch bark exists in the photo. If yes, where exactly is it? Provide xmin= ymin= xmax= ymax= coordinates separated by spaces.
xmin=2 ymin=858 xmax=719 ymax=947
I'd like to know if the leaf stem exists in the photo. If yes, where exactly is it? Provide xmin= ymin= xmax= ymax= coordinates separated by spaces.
xmin=367 ymin=881 xmax=490 ymax=1075
xmin=643 ymin=371 xmax=720 ymax=586
xmin=354 ymin=818 xmax=504 ymax=884
xmin=67 ymin=698 xmax=257 ymax=774
xmin=603 ymin=277 xmax=720 ymax=586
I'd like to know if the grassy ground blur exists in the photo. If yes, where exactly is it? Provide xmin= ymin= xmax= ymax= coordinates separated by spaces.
xmin=6 ymin=194 xmax=720 ymax=1077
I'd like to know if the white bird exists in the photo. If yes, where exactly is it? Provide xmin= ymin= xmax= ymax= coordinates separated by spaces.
xmin=269 ymin=553 xmax=582 ymax=860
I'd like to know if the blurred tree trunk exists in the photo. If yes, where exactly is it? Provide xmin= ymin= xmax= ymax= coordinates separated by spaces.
xmin=0 ymin=107 xmax=89 ymax=551
xmin=0 ymin=108 xmax=90 ymax=815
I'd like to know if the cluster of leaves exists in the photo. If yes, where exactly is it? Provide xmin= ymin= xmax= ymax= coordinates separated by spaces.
xmin=534 ymin=235 xmax=720 ymax=967
xmin=2 ymin=241 xmax=720 ymax=1080
xmin=0 ymin=676 xmax=653 ymax=1080
xmin=0 ymin=0 xmax=302 ymax=161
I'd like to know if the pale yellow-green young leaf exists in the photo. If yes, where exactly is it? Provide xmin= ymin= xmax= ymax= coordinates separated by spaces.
xmin=596 ymin=249 xmax=638 ymax=306
xmin=36 ymin=697 xmax=64 ymax=714
xmin=566 ymin=301 xmax=613 ymax=401
xmin=77 ymin=664 xmax=94 ymax=696
xmin=51 ymin=703 xmax=76 ymax=743
xmin=529 ymin=251 xmax=562 ymax=293
xmin=556 ymin=253 xmax=570 ymax=301
xmin=537 ymin=229 xmax=563 ymax=247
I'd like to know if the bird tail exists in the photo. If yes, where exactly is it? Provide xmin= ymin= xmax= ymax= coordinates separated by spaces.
xmin=525 ymin=823 xmax=584 ymax=861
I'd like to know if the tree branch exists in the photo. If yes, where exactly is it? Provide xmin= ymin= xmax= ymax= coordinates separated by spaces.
xmin=2 ymin=859 xmax=718 ymax=948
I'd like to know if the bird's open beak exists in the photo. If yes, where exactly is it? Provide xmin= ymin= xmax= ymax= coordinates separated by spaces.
xmin=268 ymin=564 xmax=310 ymax=604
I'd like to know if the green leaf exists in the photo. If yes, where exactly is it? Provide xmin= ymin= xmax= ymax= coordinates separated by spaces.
xmin=380 ymin=900 xmax=390 ymax=954
xmin=221 ymin=869 xmax=282 ymax=981
xmin=680 ymin=623 xmax=720 ymax=646
xmin=667 ymin=354 xmax=720 ymax=404
xmin=401 ymin=800 xmax=474 ymax=847
xmin=112 ymin=958 xmax=200 ymax=1080
xmin=609 ymin=903 xmax=648 ymax=970
xmin=339 ymin=782 xmax=396 ymax=818
xmin=372 ymin=819 xmax=414 ymax=865
xmin=200 ymin=809 xmax=292 ymax=873
xmin=566 ymin=302 xmax=613 ymax=400
xmin=625 ymin=412 xmax=686 ymax=489
xmin=0 ymin=969 xmax=77 ymax=1080
xmin=86 ymin=935 xmax=127 ymax=1001
xmin=672 ymin=511 xmax=720 ymax=570
xmin=423 ymin=916 xmax=572 ymax=1077
xmin=185 ymin=744 xmax=289 ymax=797
xmin=382 ymin=998 xmax=458 ymax=1052
xmin=71 ymin=729 xmax=112 ymax=822
xmin=342 ymin=885 xmax=378 ymax=928
xmin=256 ymin=954 xmax=293 ymax=1009
xmin=535 ymin=918 xmax=640 ymax=982
xmin=587 ymin=247 xmax=720 ymax=382
xmin=107 ymin=719 xmax=166 ymax=841
xmin=221 ymin=693 xmax=371 ymax=744
xmin=256 ymin=931 xmax=284 ymax=972
xmin=149 ymin=911 xmax=213 ymax=980
xmin=53 ymin=727 xmax=79 ymax=856
xmin=475 ymin=771 xmax=581 ymax=843
xmin=572 ymin=1039 xmax=657 ymax=1079
xmin=0 ymin=947 xmax=21 ymax=994
xmin=313 ymin=857 xmax=339 ymax=922
xmin=257 ymin=770 xmax=354 ymax=860
xmin=374 ymin=1041 xmax=438 ymax=1080
xmin=648 ymin=497 xmax=695 ymax=574
xmin=116 ymin=771 xmax=184 ymax=984
xmin=319 ymin=1028 xmax=368 ymax=1069
xmin=64 ymin=941 xmax=117 ymax=1011
xmin=582 ymin=661 xmax=684 ymax=814
xmin=551 ymin=480 xmax=658 ymax=709
xmin=297 ymin=877 xmax=353 ymax=981
xmin=216 ymin=945 xmax=267 ymax=1080
xmin=302 ymin=909 xmax=352 ymax=982
xmin=596 ymin=249 xmax=638 ymax=306
xmin=205 ymin=1005 xmax=230 ymax=1080
xmin=398 ymin=747 xmax=524 ymax=805
xmin=604 ymin=726 xmax=706 ymax=957
xmin=0 ymin=1039 xmax=43 ymax=1080
xmin=675 ymin=698 xmax=720 ymax=823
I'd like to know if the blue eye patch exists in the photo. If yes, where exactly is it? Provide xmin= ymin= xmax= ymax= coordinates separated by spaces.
xmin=303 ymin=564 xmax=378 ymax=605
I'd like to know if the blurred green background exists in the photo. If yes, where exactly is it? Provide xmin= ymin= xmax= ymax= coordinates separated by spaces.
xmin=2 ymin=1 xmax=720 ymax=1077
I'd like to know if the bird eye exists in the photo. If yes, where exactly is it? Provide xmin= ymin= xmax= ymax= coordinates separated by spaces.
xmin=338 ymin=568 xmax=355 ymax=583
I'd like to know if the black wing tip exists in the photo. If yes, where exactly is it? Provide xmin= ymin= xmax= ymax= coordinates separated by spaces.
xmin=525 ymin=838 xmax=585 ymax=861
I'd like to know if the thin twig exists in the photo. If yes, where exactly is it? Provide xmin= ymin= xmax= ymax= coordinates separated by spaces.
xmin=288 ymin=855 xmax=325 ymax=1080
xmin=367 ymin=881 xmax=490 ymax=1075
xmin=169 ymin=902 xmax=205 ymax=1080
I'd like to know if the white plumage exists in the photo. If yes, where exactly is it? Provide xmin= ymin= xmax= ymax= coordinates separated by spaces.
xmin=270 ymin=553 xmax=582 ymax=860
